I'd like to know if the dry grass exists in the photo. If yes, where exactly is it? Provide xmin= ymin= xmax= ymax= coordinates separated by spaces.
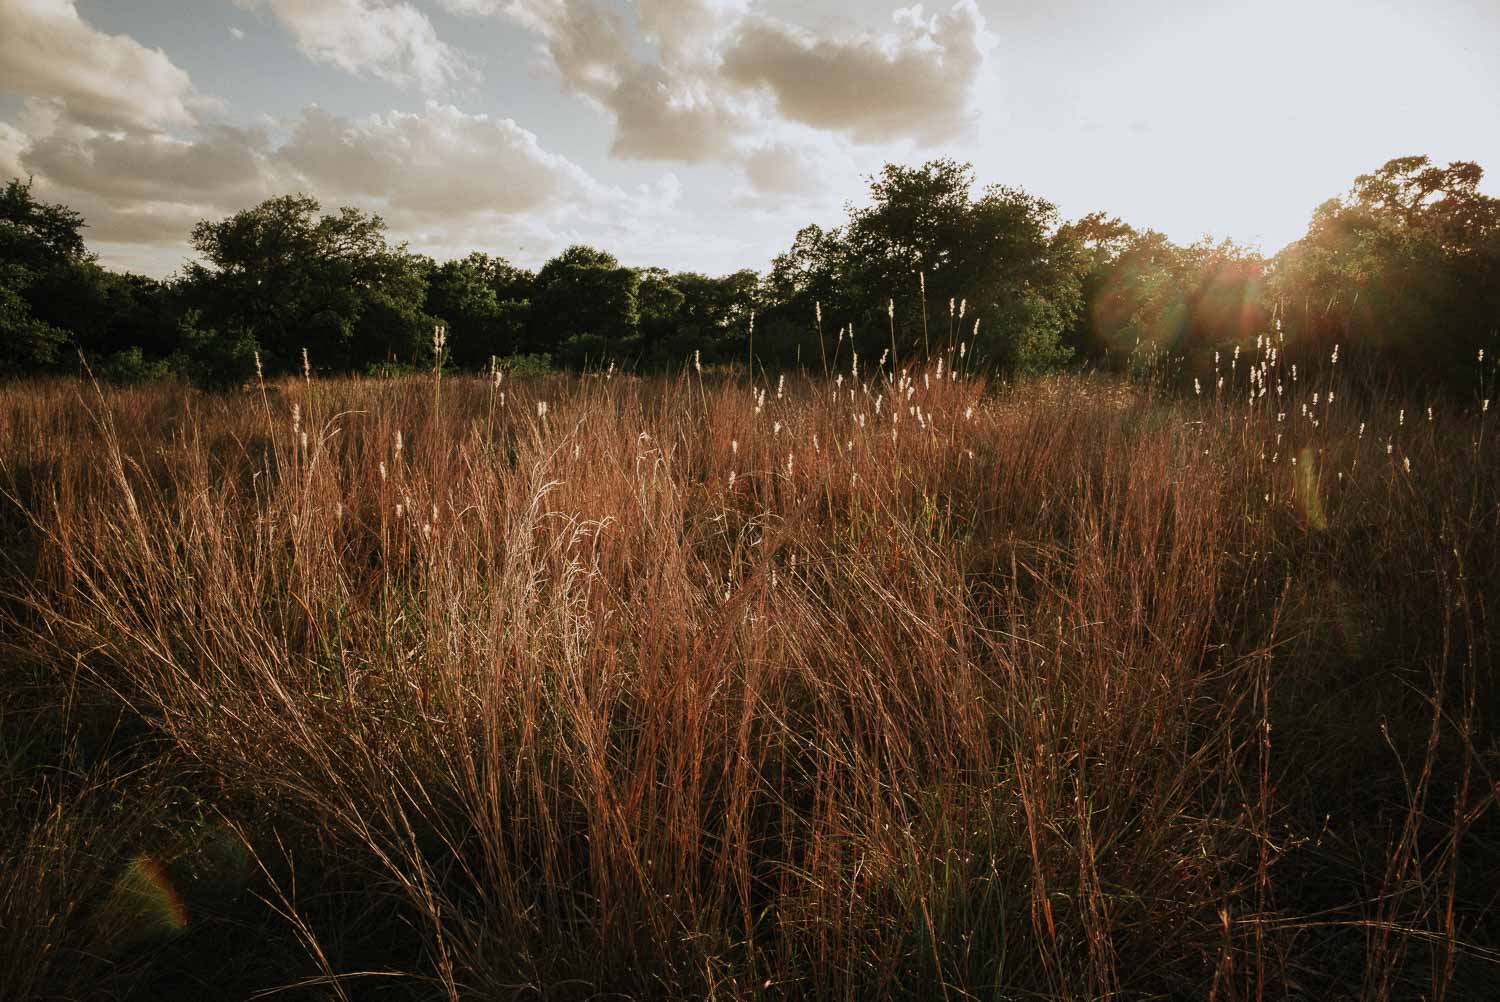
xmin=1 ymin=348 xmax=1497 ymax=1000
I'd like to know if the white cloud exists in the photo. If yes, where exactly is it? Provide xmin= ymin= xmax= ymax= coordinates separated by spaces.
xmin=230 ymin=26 xmax=246 ymax=40
xmin=743 ymin=142 xmax=821 ymax=196
xmin=0 ymin=120 xmax=26 ymax=180
xmin=722 ymin=0 xmax=992 ymax=144
xmin=238 ymin=0 xmax=471 ymax=92
xmin=5 ymin=93 xmax=694 ymax=269
xmin=19 ymin=123 xmax=279 ymax=205
xmin=457 ymin=0 xmax=992 ymax=182
xmin=0 ymin=0 xmax=199 ymax=130
xmin=280 ymin=101 xmax=602 ymax=217
xmin=427 ymin=0 xmax=504 ymax=13
xmin=497 ymin=0 xmax=751 ymax=163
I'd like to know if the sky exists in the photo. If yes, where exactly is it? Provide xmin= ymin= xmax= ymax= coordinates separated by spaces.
xmin=2 ymin=0 xmax=1497 ymax=279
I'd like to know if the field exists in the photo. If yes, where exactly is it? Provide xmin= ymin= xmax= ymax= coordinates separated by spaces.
xmin=2 ymin=351 xmax=1497 ymax=1000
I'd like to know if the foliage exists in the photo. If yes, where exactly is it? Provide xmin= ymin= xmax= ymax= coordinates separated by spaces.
xmin=1 ymin=155 xmax=1497 ymax=390
xmin=0 ymin=179 xmax=93 ymax=373
xmin=1060 ymin=214 xmax=1268 ymax=377
xmin=529 ymin=244 xmax=641 ymax=365
xmin=762 ymin=160 xmax=1080 ymax=374
xmin=185 ymin=194 xmax=434 ymax=373
xmin=492 ymin=351 xmax=553 ymax=377
xmin=423 ymin=252 xmax=534 ymax=368
xmin=164 ymin=310 xmax=260 ymax=389
xmin=1268 ymin=155 xmax=1500 ymax=385
xmin=95 ymin=345 xmax=171 ymax=383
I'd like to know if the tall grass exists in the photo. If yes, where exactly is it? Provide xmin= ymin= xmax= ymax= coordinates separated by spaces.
xmin=1 ymin=346 xmax=1496 ymax=999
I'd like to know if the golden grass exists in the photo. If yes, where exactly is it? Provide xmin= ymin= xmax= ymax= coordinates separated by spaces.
xmin=1 ymin=354 xmax=1497 ymax=999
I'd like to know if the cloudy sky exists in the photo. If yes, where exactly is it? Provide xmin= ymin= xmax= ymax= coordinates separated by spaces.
xmin=2 ymin=0 xmax=1497 ymax=278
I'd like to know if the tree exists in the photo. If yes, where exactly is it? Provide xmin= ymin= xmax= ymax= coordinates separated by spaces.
xmin=760 ymin=160 xmax=1080 ymax=375
xmin=642 ymin=269 xmax=758 ymax=368
xmin=0 ymin=178 xmax=95 ymax=373
xmin=186 ymin=194 xmax=433 ymax=372
xmin=636 ymin=267 xmax=686 ymax=365
xmin=424 ymin=252 xmax=534 ymax=369
xmin=529 ymin=245 xmax=640 ymax=366
xmin=1269 ymin=156 xmax=1500 ymax=384
xmin=0 ymin=177 xmax=88 ymax=270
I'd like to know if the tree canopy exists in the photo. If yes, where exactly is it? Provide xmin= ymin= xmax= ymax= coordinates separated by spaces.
xmin=0 ymin=155 xmax=1494 ymax=390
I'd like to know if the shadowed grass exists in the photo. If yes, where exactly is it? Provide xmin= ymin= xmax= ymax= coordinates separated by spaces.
xmin=1 ymin=355 xmax=1496 ymax=1000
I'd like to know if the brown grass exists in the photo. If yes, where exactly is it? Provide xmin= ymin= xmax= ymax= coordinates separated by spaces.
xmin=1 ymin=352 xmax=1497 ymax=1000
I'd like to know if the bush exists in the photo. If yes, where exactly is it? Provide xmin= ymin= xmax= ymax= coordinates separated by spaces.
xmin=95 ymin=346 xmax=170 ymax=383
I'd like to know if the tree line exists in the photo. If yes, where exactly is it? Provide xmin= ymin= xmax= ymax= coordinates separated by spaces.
xmin=2 ymin=155 xmax=1496 ymax=389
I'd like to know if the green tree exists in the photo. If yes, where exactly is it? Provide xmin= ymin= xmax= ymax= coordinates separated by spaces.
xmin=636 ymin=267 xmax=686 ymax=365
xmin=529 ymin=245 xmax=640 ymax=367
xmin=186 ymin=194 xmax=433 ymax=373
xmin=1269 ymin=155 xmax=1500 ymax=384
xmin=0 ymin=178 xmax=92 ymax=373
xmin=760 ymin=160 xmax=1080 ymax=375
xmin=424 ymin=252 xmax=534 ymax=369
xmin=847 ymin=159 xmax=1080 ymax=372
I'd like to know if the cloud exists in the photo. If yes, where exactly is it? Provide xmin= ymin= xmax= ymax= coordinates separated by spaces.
xmin=721 ymin=1 xmax=992 ymax=144
xmin=499 ymin=0 xmax=749 ymax=163
xmin=427 ymin=0 xmax=505 ymax=13
xmin=237 ymin=0 xmax=471 ymax=92
xmin=280 ymin=102 xmax=602 ymax=217
xmin=0 ymin=120 xmax=26 ymax=180
xmin=606 ymin=64 xmax=744 ymax=161
xmin=743 ymin=142 xmax=822 ymax=196
xmin=0 ymin=0 xmax=198 ymax=130
xmin=5 ymin=92 xmax=691 ymax=268
xmin=19 ymin=124 xmax=279 ymax=205
xmin=230 ymin=26 xmax=246 ymax=40
xmin=460 ymin=0 xmax=991 ymax=174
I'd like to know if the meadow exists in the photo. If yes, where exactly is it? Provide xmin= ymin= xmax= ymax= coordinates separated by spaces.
xmin=2 ymin=344 xmax=1497 ymax=1000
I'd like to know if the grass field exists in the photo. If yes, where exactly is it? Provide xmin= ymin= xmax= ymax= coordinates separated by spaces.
xmin=2 ymin=350 xmax=1497 ymax=1000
